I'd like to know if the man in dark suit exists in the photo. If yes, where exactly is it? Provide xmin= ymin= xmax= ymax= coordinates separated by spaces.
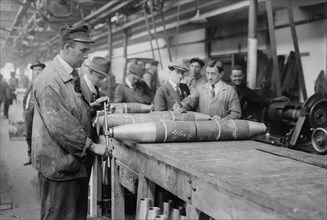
xmin=154 ymin=60 xmax=190 ymax=111
xmin=22 ymin=62 xmax=45 ymax=165
xmin=114 ymin=63 xmax=153 ymax=104
xmin=81 ymin=56 xmax=110 ymax=120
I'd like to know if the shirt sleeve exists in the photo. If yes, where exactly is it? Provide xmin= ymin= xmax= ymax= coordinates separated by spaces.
xmin=36 ymin=86 xmax=93 ymax=157
xmin=180 ymin=89 xmax=199 ymax=111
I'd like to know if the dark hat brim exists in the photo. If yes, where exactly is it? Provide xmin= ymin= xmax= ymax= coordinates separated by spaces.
xmin=169 ymin=66 xmax=189 ymax=72
xmin=72 ymin=38 xmax=95 ymax=43
xmin=85 ymin=64 xmax=110 ymax=76
xmin=30 ymin=63 xmax=46 ymax=70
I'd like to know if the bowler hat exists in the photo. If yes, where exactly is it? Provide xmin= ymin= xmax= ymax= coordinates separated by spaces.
xmin=190 ymin=57 xmax=204 ymax=67
xmin=59 ymin=24 xmax=95 ymax=43
xmin=30 ymin=63 xmax=45 ymax=70
xmin=85 ymin=57 xmax=111 ymax=76
xmin=128 ymin=64 xmax=144 ymax=77
xmin=168 ymin=60 xmax=189 ymax=72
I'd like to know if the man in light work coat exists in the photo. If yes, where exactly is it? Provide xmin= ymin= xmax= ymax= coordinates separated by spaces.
xmin=32 ymin=24 xmax=111 ymax=220
xmin=154 ymin=60 xmax=190 ymax=111
xmin=174 ymin=59 xmax=241 ymax=120
xmin=23 ymin=62 xmax=45 ymax=165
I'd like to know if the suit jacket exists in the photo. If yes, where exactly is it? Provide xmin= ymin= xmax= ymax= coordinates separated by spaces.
xmin=154 ymin=81 xmax=190 ymax=111
xmin=114 ymin=80 xmax=153 ymax=104
xmin=181 ymin=81 xmax=241 ymax=119
xmin=80 ymin=76 xmax=100 ymax=119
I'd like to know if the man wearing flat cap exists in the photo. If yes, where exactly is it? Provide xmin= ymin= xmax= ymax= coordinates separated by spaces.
xmin=114 ymin=63 xmax=153 ymax=104
xmin=182 ymin=57 xmax=207 ymax=93
xmin=22 ymin=62 xmax=45 ymax=165
xmin=154 ymin=60 xmax=190 ymax=111
xmin=174 ymin=59 xmax=241 ymax=120
xmin=32 ymin=24 xmax=110 ymax=220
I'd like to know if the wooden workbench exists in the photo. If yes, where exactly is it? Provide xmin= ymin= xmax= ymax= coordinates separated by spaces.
xmin=108 ymin=138 xmax=327 ymax=220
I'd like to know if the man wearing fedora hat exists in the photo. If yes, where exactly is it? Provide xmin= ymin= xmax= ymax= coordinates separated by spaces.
xmin=182 ymin=57 xmax=206 ymax=93
xmin=114 ymin=63 xmax=153 ymax=104
xmin=22 ymin=62 xmax=45 ymax=165
xmin=154 ymin=60 xmax=190 ymax=111
xmin=32 ymin=24 xmax=111 ymax=220
xmin=81 ymin=56 xmax=110 ymax=139
xmin=81 ymin=56 xmax=110 ymax=114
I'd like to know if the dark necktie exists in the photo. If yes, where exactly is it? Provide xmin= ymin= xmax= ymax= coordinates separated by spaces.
xmin=71 ymin=69 xmax=81 ymax=93
xmin=211 ymin=84 xmax=215 ymax=98
xmin=92 ymin=85 xmax=99 ymax=102
xmin=176 ymin=84 xmax=181 ymax=97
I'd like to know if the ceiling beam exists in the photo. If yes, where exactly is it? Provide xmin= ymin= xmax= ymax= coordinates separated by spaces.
xmin=4 ymin=0 xmax=29 ymax=46
xmin=40 ymin=0 xmax=135 ymax=48
xmin=129 ymin=0 xmax=258 ymax=41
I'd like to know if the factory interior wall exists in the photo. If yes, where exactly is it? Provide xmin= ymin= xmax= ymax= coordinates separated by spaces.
xmin=274 ymin=7 xmax=327 ymax=97
xmin=91 ymin=6 xmax=326 ymax=96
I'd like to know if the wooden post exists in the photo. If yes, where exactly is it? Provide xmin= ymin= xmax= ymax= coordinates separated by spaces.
xmin=122 ymin=29 xmax=128 ymax=83
xmin=287 ymin=0 xmax=307 ymax=100
xmin=107 ymin=19 xmax=113 ymax=61
xmin=205 ymin=27 xmax=211 ymax=60
xmin=111 ymin=158 xmax=125 ymax=219
xmin=247 ymin=0 xmax=258 ymax=89
xmin=265 ymin=0 xmax=282 ymax=96
xmin=137 ymin=175 xmax=155 ymax=204
xmin=89 ymin=155 xmax=102 ymax=217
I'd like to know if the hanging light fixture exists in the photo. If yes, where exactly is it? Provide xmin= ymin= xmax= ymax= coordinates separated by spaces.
xmin=189 ymin=0 xmax=207 ymax=24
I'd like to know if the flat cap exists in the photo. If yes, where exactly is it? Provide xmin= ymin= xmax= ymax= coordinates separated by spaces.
xmin=30 ymin=63 xmax=45 ymax=70
xmin=128 ymin=64 xmax=144 ymax=77
xmin=168 ymin=60 xmax=189 ymax=72
xmin=190 ymin=57 xmax=204 ymax=67
xmin=59 ymin=24 xmax=95 ymax=43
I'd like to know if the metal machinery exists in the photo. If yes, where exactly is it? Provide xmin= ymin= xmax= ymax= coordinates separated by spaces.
xmin=256 ymin=93 xmax=327 ymax=154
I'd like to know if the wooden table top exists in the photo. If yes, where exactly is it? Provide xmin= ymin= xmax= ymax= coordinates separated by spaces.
xmin=116 ymin=140 xmax=327 ymax=219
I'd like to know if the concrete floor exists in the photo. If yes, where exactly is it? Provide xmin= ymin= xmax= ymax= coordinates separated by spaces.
xmin=0 ymin=109 xmax=40 ymax=219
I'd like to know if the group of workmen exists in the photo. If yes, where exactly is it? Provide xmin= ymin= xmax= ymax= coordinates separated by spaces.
xmin=21 ymin=24 xmax=279 ymax=219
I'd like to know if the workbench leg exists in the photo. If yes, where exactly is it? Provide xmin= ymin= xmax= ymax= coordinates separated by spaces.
xmin=185 ymin=203 xmax=201 ymax=220
xmin=111 ymin=158 xmax=125 ymax=219
xmin=137 ymin=174 xmax=156 ymax=204
xmin=89 ymin=155 xmax=102 ymax=217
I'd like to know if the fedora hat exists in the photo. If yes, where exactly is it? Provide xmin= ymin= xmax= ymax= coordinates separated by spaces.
xmin=30 ymin=63 xmax=45 ymax=70
xmin=85 ymin=57 xmax=111 ymax=76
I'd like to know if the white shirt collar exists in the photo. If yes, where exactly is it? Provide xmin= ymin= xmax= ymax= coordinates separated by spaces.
xmin=125 ymin=78 xmax=134 ymax=89
xmin=83 ymin=74 xmax=96 ymax=94
xmin=169 ymin=79 xmax=178 ymax=89
xmin=208 ymin=80 xmax=222 ymax=91
xmin=56 ymin=55 xmax=74 ymax=74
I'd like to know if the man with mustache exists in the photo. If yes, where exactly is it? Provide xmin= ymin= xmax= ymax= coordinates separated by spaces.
xmin=174 ymin=59 xmax=241 ymax=120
